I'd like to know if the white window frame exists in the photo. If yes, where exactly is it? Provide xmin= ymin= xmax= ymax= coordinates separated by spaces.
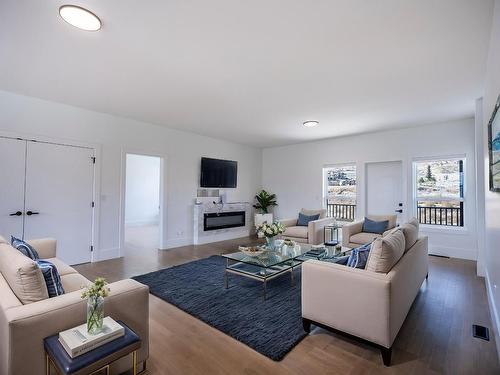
xmin=412 ymin=156 xmax=466 ymax=228
xmin=323 ymin=163 xmax=358 ymax=221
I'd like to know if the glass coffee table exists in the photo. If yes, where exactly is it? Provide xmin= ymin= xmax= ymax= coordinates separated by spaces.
xmin=222 ymin=243 xmax=351 ymax=300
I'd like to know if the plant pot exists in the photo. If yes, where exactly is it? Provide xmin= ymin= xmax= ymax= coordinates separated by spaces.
xmin=255 ymin=213 xmax=273 ymax=227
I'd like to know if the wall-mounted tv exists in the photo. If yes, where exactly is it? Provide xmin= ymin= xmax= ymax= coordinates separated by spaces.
xmin=200 ymin=157 xmax=237 ymax=188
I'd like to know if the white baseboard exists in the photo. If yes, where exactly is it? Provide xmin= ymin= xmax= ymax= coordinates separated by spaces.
xmin=485 ymin=267 xmax=500 ymax=361
xmin=164 ymin=237 xmax=192 ymax=249
xmin=93 ymin=247 xmax=120 ymax=262
xmin=477 ymin=259 xmax=486 ymax=277
xmin=194 ymin=229 xmax=251 ymax=245
xmin=428 ymin=245 xmax=477 ymax=260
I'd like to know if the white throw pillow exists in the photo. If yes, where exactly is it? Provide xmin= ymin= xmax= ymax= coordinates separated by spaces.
xmin=399 ymin=223 xmax=418 ymax=252
xmin=366 ymin=229 xmax=405 ymax=273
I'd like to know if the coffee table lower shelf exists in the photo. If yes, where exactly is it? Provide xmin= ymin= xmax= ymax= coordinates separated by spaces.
xmin=224 ymin=259 xmax=301 ymax=300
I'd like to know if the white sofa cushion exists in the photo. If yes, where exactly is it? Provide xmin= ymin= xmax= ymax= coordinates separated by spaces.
xmin=366 ymin=229 xmax=405 ymax=273
xmin=350 ymin=232 xmax=380 ymax=245
xmin=0 ymin=243 xmax=48 ymax=304
xmin=44 ymin=257 xmax=78 ymax=276
xmin=283 ymin=226 xmax=308 ymax=239
xmin=61 ymin=273 xmax=91 ymax=293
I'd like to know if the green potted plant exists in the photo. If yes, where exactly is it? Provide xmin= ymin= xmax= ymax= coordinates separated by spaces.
xmin=253 ymin=190 xmax=278 ymax=227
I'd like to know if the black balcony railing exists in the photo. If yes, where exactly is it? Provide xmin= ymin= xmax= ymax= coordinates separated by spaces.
xmin=417 ymin=203 xmax=464 ymax=227
xmin=326 ymin=202 xmax=356 ymax=221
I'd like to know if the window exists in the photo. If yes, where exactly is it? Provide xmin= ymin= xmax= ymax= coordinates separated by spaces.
xmin=413 ymin=158 xmax=465 ymax=227
xmin=323 ymin=165 xmax=357 ymax=221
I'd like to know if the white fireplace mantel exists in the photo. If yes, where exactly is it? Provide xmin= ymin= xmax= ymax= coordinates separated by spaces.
xmin=193 ymin=201 xmax=252 ymax=245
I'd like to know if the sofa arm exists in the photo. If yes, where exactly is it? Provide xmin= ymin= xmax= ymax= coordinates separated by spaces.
xmin=4 ymin=279 xmax=149 ymax=375
xmin=301 ymin=260 xmax=391 ymax=347
xmin=341 ymin=221 xmax=364 ymax=247
xmin=280 ymin=218 xmax=297 ymax=227
xmin=27 ymin=238 xmax=57 ymax=259
xmin=307 ymin=217 xmax=334 ymax=245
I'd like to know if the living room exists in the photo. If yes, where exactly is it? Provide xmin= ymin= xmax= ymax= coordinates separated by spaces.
xmin=1 ymin=1 xmax=500 ymax=374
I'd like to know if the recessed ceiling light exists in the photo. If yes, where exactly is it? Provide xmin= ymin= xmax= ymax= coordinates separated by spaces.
xmin=303 ymin=121 xmax=319 ymax=128
xmin=59 ymin=5 xmax=101 ymax=31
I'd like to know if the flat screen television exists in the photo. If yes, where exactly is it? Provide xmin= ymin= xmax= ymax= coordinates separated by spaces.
xmin=200 ymin=157 xmax=237 ymax=188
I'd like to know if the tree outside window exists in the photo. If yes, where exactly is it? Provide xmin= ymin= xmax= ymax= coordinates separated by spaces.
xmin=414 ymin=158 xmax=464 ymax=227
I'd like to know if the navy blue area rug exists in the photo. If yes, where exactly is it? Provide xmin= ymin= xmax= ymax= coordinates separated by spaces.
xmin=132 ymin=255 xmax=307 ymax=361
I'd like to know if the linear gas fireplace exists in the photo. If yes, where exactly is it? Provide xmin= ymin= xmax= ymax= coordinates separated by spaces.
xmin=204 ymin=211 xmax=246 ymax=231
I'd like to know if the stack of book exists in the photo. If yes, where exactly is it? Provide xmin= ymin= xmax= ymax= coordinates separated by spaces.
xmin=304 ymin=247 xmax=326 ymax=258
xmin=58 ymin=317 xmax=125 ymax=358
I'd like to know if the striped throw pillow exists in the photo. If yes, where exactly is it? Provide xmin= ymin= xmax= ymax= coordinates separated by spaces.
xmin=346 ymin=242 xmax=372 ymax=269
xmin=11 ymin=236 xmax=39 ymax=260
xmin=36 ymin=260 xmax=65 ymax=297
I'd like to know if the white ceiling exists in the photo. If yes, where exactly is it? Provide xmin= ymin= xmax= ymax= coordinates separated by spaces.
xmin=0 ymin=0 xmax=494 ymax=147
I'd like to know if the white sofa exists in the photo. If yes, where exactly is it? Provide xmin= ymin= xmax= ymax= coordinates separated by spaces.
xmin=280 ymin=208 xmax=334 ymax=245
xmin=0 ymin=236 xmax=149 ymax=375
xmin=302 ymin=221 xmax=428 ymax=366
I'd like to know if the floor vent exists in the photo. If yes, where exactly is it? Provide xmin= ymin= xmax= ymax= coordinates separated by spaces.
xmin=428 ymin=254 xmax=450 ymax=259
xmin=472 ymin=325 xmax=490 ymax=341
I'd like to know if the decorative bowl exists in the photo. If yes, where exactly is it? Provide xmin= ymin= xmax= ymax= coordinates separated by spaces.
xmin=239 ymin=246 xmax=266 ymax=257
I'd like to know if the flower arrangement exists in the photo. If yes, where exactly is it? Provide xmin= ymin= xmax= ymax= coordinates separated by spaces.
xmin=81 ymin=277 xmax=110 ymax=334
xmin=256 ymin=221 xmax=285 ymax=238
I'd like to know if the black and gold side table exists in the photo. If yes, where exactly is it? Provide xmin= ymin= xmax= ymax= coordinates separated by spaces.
xmin=44 ymin=321 xmax=145 ymax=375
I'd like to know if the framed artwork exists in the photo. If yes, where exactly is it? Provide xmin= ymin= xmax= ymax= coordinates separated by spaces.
xmin=488 ymin=94 xmax=500 ymax=192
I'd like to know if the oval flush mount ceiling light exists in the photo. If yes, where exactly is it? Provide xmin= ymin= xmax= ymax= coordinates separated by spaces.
xmin=303 ymin=121 xmax=319 ymax=128
xmin=59 ymin=5 xmax=101 ymax=31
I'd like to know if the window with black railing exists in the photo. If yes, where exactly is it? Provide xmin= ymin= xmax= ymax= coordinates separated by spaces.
xmin=414 ymin=158 xmax=465 ymax=227
xmin=323 ymin=165 xmax=357 ymax=221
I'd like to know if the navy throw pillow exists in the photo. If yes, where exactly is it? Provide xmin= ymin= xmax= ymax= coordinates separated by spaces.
xmin=362 ymin=217 xmax=389 ymax=234
xmin=346 ymin=242 xmax=372 ymax=269
xmin=297 ymin=213 xmax=320 ymax=226
xmin=11 ymin=236 xmax=39 ymax=260
xmin=36 ymin=260 xmax=65 ymax=297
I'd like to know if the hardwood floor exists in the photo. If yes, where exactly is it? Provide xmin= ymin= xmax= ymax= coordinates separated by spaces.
xmin=75 ymin=237 xmax=500 ymax=375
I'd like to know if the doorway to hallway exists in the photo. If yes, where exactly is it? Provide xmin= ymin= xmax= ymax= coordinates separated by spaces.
xmin=124 ymin=153 xmax=162 ymax=253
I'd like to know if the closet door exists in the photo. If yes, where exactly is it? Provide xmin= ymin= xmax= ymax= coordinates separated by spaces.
xmin=0 ymin=138 xmax=26 ymax=240
xmin=24 ymin=141 xmax=94 ymax=265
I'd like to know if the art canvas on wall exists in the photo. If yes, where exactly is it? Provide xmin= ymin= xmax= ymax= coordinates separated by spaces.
xmin=488 ymin=94 xmax=500 ymax=192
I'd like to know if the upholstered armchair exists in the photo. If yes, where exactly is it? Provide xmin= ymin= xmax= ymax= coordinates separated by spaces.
xmin=342 ymin=215 xmax=397 ymax=248
xmin=280 ymin=208 xmax=334 ymax=245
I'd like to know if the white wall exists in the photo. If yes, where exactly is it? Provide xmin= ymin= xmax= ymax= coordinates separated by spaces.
xmin=263 ymin=119 xmax=478 ymax=260
xmin=0 ymin=90 xmax=262 ymax=260
xmin=481 ymin=0 xmax=500 ymax=358
xmin=125 ymin=154 xmax=161 ymax=226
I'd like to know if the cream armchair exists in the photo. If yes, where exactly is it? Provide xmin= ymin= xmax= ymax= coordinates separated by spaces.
xmin=342 ymin=214 xmax=397 ymax=248
xmin=280 ymin=208 xmax=334 ymax=245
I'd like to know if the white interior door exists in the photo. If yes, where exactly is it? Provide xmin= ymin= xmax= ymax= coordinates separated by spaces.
xmin=366 ymin=161 xmax=404 ymax=223
xmin=0 ymin=137 xmax=26 ymax=240
xmin=24 ymin=142 xmax=94 ymax=265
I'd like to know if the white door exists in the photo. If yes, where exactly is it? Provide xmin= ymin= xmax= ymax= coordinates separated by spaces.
xmin=0 ymin=137 xmax=26 ymax=240
xmin=24 ymin=142 xmax=94 ymax=265
xmin=366 ymin=161 xmax=404 ymax=223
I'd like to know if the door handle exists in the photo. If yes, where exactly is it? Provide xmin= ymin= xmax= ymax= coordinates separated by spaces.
xmin=395 ymin=209 xmax=403 ymax=213
xmin=9 ymin=211 xmax=22 ymax=216
xmin=26 ymin=211 xmax=39 ymax=216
